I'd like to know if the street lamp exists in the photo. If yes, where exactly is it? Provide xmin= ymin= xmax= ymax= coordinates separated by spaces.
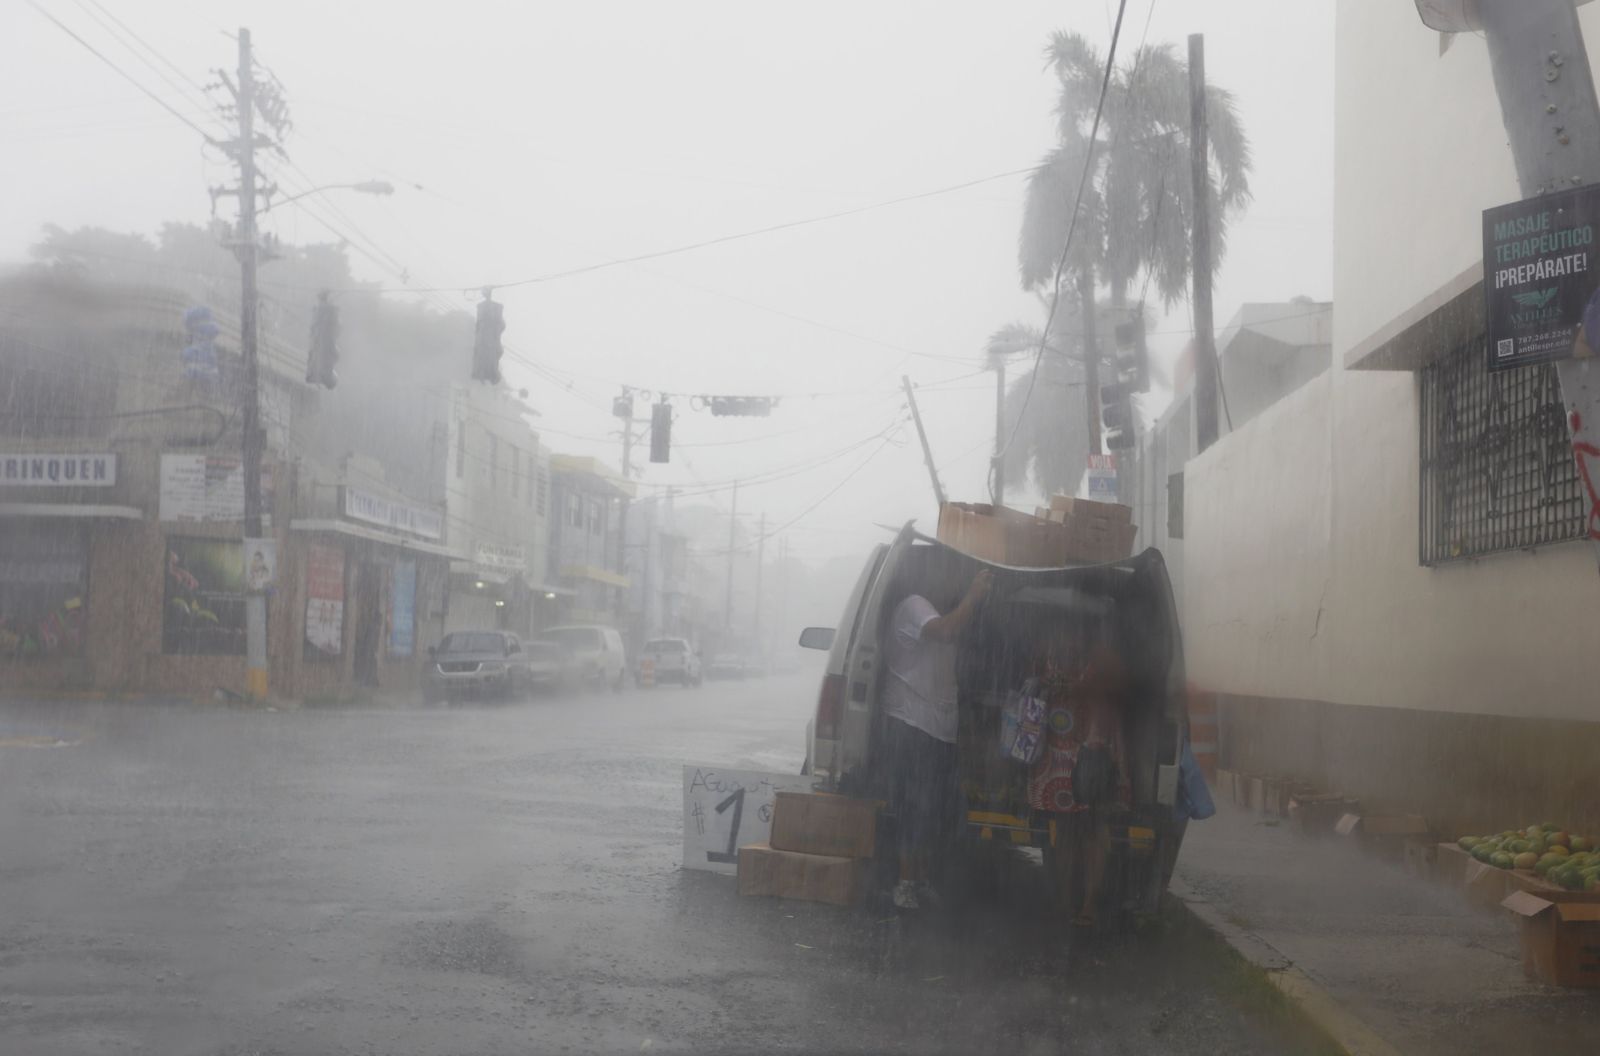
xmin=261 ymin=179 xmax=395 ymax=212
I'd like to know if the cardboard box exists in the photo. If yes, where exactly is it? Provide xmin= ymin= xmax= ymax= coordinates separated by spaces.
xmin=1434 ymin=842 xmax=1473 ymax=887
xmin=1247 ymin=776 xmax=1267 ymax=813
xmin=937 ymin=502 xmax=1067 ymax=567
xmin=1215 ymin=768 xmax=1238 ymax=807
xmin=1335 ymin=812 xmax=1429 ymax=860
xmin=1502 ymin=890 xmax=1600 ymax=987
xmin=737 ymin=843 xmax=870 ymax=907
xmin=1464 ymin=859 xmax=1523 ymax=910
xmin=769 ymin=791 xmax=878 ymax=859
xmin=1287 ymin=793 xmax=1353 ymax=836
xmin=1048 ymin=495 xmax=1134 ymax=524
xmin=1402 ymin=837 xmax=1439 ymax=880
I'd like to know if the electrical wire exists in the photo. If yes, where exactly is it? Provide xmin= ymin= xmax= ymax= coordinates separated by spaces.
xmin=28 ymin=1 xmax=222 ymax=146
xmin=998 ymin=0 xmax=1131 ymax=465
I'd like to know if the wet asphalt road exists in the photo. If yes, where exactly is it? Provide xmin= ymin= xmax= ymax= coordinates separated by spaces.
xmin=0 ymin=674 xmax=1324 ymax=1056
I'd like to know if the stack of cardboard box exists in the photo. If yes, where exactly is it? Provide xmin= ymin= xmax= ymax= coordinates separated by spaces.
xmin=935 ymin=498 xmax=1137 ymax=567
xmin=1038 ymin=496 xmax=1138 ymax=564
xmin=737 ymin=792 xmax=879 ymax=906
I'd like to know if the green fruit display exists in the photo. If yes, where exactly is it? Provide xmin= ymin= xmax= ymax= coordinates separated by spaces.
xmin=1460 ymin=836 xmax=1480 ymax=850
xmin=1548 ymin=844 xmax=1570 ymax=858
xmin=1573 ymin=837 xmax=1593 ymax=854
xmin=1537 ymin=853 xmax=1565 ymax=876
xmin=1529 ymin=836 xmax=1548 ymax=855
xmin=1513 ymin=851 xmax=1539 ymax=870
xmin=1544 ymin=822 xmax=1561 ymax=833
xmin=1491 ymin=852 xmax=1514 ymax=869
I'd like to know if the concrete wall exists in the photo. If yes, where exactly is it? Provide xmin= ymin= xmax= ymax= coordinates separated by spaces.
xmin=1181 ymin=8 xmax=1600 ymax=826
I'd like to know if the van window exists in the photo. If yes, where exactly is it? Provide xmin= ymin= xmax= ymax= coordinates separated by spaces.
xmin=537 ymin=628 xmax=602 ymax=652
xmin=645 ymin=639 xmax=685 ymax=653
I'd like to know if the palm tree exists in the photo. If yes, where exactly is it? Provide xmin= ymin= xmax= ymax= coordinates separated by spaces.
xmin=1009 ymin=31 xmax=1252 ymax=486
xmin=988 ymin=320 xmax=1087 ymax=500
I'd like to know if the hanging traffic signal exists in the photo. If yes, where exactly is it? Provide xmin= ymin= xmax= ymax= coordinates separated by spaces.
xmin=1112 ymin=306 xmax=1150 ymax=393
xmin=472 ymin=290 xmax=505 ymax=383
xmin=708 ymin=396 xmax=776 ymax=417
xmin=650 ymin=401 xmax=672 ymax=463
xmin=1101 ymin=382 xmax=1137 ymax=451
xmin=306 ymin=290 xmax=340 ymax=389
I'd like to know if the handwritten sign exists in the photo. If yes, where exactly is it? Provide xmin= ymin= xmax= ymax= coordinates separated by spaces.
xmin=681 ymin=764 xmax=811 ymax=875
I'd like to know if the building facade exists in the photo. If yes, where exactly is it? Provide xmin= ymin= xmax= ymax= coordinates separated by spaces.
xmin=1181 ymin=4 xmax=1600 ymax=835
xmin=546 ymin=454 xmax=632 ymax=628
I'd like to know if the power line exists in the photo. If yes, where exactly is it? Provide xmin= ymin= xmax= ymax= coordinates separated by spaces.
xmin=28 ymin=1 xmax=222 ymax=146
xmin=1000 ymin=0 xmax=1131 ymax=462
xmin=313 ymin=164 xmax=1046 ymax=295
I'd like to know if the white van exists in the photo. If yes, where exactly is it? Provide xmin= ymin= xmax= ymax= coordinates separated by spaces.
xmin=533 ymin=625 xmax=627 ymax=691
xmin=798 ymin=524 xmax=1191 ymax=921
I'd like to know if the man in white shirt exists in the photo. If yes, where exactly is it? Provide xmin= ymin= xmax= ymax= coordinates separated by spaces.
xmin=882 ymin=567 xmax=992 ymax=910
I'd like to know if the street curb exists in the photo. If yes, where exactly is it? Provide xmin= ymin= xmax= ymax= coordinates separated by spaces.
xmin=1169 ymin=876 xmax=1405 ymax=1056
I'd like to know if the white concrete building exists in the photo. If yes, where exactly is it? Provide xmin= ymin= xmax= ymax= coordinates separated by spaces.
xmin=1179 ymin=3 xmax=1600 ymax=836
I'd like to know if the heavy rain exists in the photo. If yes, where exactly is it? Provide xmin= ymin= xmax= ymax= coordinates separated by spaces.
xmin=3 ymin=2 xmax=1599 ymax=1054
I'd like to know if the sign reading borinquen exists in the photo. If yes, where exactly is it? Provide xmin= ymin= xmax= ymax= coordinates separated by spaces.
xmin=1484 ymin=184 xmax=1600 ymax=372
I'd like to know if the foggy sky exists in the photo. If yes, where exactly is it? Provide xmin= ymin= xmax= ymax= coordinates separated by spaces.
xmin=1 ymin=0 xmax=1334 ymax=566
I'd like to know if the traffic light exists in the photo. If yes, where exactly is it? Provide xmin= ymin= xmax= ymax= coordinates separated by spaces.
xmin=472 ymin=291 xmax=505 ymax=383
xmin=1101 ymin=382 xmax=1137 ymax=451
xmin=650 ymin=401 xmax=672 ymax=463
xmin=1112 ymin=307 xmax=1150 ymax=393
xmin=306 ymin=291 xmax=339 ymax=389
xmin=612 ymin=393 xmax=634 ymax=420
xmin=708 ymin=396 xmax=776 ymax=417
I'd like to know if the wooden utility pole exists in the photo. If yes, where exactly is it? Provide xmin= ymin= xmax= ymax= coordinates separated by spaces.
xmin=1189 ymin=33 xmax=1221 ymax=453
xmin=902 ymin=375 xmax=947 ymax=507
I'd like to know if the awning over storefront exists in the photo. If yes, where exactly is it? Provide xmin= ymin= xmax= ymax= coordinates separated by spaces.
xmin=559 ymin=563 xmax=630 ymax=589
xmin=289 ymin=518 xmax=466 ymax=560
xmin=448 ymin=560 xmax=517 ymax=586
xmin=0 ymin=503 xmax=143 ymax=520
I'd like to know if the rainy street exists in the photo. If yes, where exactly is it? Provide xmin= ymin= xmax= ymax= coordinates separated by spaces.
xmin=0 ymin=676 xmax=1323 ymax=1056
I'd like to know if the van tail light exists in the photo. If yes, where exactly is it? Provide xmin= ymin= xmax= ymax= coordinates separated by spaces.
xmin=815 ymin=673 xmax=845 ymax=740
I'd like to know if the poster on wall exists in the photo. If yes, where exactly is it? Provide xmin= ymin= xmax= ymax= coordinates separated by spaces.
xmin=303 ymin=543 xmax=345 ymax=660
xmin=159 ymin=454 xmax=272 ymax=523
xmin=389 ymin=559 xmax=416 ymax=657
xmin=243 ymin=538 xmax=277 ymax=594
xmin=163 ymin=538 xmax=247 ymax=655
xmin=1483 ymin=183 xmax=1600 ymax=372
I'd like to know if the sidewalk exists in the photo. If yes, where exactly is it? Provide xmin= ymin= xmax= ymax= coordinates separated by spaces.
xmin=1175 ymin=801 xmax=1600 ymax=1055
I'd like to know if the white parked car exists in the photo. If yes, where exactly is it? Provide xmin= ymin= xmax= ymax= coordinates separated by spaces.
xmin=637 ymin=637 xmax=701 ymax=687
xmin=532 ymin=625 xmax=626 ymax=691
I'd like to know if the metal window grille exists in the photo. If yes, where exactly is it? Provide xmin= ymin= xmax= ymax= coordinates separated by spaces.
xmin=1418 ymin=334 xmax=1583 ymax=564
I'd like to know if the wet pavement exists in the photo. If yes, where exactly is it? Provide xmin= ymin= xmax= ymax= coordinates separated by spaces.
xmin=0 ymin=674 xmax=1329 ymax=1055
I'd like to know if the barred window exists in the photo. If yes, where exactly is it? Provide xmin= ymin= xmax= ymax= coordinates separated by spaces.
xmin=1418 ymin=334 xmax=1583 ymax=564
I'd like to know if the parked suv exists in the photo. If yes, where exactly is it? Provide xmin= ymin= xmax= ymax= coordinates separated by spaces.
xmin=533 ymin=625 xmax=626 ymax=691
xmin=798 ymin=523 xmax=1189 ymax=922
xmin=637 ymin=637 xmax=701 ymax=687
xmin=424 ymin=630 xmax=536 ymax=703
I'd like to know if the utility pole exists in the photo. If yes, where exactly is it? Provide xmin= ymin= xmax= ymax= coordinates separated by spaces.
xmin=1456 ymin=0 xmax=1600 ymax=564
xmin=1080 ymin=274 xmax=1103 ymax=456
xmin=754 ymin=512 xmax=766 ymax=643
xmin=1189 ymin=33 xmax=1221 ymax=453
xmin=901 ymin=375 xmax=947 ymax=507
xmin=991 ymin=357 xmax=1006 ymax=506
xmin=620 ymin=414 xmax=635 ymax=479
xmin=228 ymin=28 xmax=269 ymax=701
xmin=724 ymin=481 xmax=738 ymax=631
